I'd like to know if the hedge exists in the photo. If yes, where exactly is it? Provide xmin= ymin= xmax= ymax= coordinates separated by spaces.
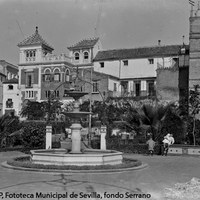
xmin=106 ymin=138 xmax=162 ymax=155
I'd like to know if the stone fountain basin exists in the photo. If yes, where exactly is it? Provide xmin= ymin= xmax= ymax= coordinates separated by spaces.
xmin=30 ymin=149 xmax=123 ymax=166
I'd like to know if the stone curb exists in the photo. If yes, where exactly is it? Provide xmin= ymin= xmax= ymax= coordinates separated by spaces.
xmin=1 ymin=161 xmax=148 ymax=174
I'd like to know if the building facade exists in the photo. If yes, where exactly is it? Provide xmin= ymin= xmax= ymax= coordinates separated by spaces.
xmin=17 ymin=27 xmax=75 ymax=112
xmin=189 ymin=9 xmax=200 ymax=90
xmin=17 ymin=28 xmax=117 ymax=116
xmin=0 ymin=60 xmax=18 ymax=115
xmin=93 ymin=45 xmax=182 ymax=98
xmin=2 ymin=78 xmax=20 ymax=116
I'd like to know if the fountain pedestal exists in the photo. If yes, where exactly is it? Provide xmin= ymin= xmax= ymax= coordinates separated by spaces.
xmin=46 ymin=125 xmax=52 ymax=149
xmin=70 ymin=123 xmax=82 ymax=153
xmin=100 ymin=126 xmax=107 ymax=150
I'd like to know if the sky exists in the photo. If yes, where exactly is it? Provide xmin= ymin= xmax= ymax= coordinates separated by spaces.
xmin=0 ymin=0 xmax=194 ymax=65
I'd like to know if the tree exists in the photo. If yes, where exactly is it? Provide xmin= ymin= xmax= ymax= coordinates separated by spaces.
xmin=20 ymin=100 xmax=62 ymax=121
xmin=189 ymin=85 xmax=200 ymax=146
xmin=20 ymin=101 xmax=46 ymax=120
xmin=0 ymin=114 xmax=21 ymax=147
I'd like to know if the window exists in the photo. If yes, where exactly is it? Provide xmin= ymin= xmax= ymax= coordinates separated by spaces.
xmin=65 ymin=69 xmax=70 ymax=82
xmin=25 ymin=91 xmax=34 ymax=99
xmin=54 ymin=69 xmax=60 ymax=82
xmin=25 ymin=50 xmax=36 ymax=61
xmin=148 ymin=81 xmax=155 ymax=96
xmin=43 ymin=69 xmax=51 ymax=82
xmin=135 ymin=82 xmax=141 ymax=96
xmin=114 ymin=83 xmax=117 ymax=92
xmin=123 ymin=60 xmax=128 ymax=66
xmin=26 ymin=73 xmax=33 ymax=88
xmin=148 ymin=59 xmax=154 ymax=64
xmin=54 ymin=90 xmax=59 ymax=98
xmin=93 ymin=81 xmax=99 ymax=93
xmin=100 ymin=62 xmax=104 ymax=68
xmin=45 ymin=91 xmax=51 ymax=98
xmin=45 ymin=90 xmax=59 ymax=98
xmin=6 ymin=99 xmax=13 ymax=108
xmin=8 ymin=85 xmax=13 ymax=90
xmin=75 ymin=52 xmax=79 ymax=60
xmin=84 ymin=52 xmax=89 ymax=60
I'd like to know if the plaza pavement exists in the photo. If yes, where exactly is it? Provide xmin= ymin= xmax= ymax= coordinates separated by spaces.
xmin=0 ymin=151 xmax=200 ymax=200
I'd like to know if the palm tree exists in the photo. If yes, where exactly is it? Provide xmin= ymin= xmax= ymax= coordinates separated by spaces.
xmin=138 ymin=103 xmax=171 ymax=141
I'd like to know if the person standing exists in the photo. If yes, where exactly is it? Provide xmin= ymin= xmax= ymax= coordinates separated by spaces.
xmin=146 ymin=137 xmax=156 ymax=156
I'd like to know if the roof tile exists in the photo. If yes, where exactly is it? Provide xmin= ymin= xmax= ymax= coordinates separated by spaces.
xmin=94 ymin=45 xmax=189 ymax=61
xmin=18 ymin=27 xmax=54 ymax=50
xmin=68 ymin=38 xmax=99 ymax=50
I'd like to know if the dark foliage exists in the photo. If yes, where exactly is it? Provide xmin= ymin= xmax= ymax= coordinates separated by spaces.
xmin=0 ymin=114 xmax=22 ymax=147
xmin=106 ymin=137 xmax=162 ymax=155
xmin=161 ymin=108 xmax=186 ymax=144
xmin=21 ymin=121 xmax=46 ymax=148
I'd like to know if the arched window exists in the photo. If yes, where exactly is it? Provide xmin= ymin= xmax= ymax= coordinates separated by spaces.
xmin=43 ymin=68 xmax=51 ymax=82
xmin=65 ymin=69 xmax=70 ymax=82
xmin=74 ymin=52 xmax=79 ymax=60
xmin=54 ymin=68 xmax=60 ymax=82
xmin=84 ymin=51 xmax=89 ymax=60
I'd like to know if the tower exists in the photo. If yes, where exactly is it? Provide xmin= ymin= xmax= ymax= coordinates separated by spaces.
xmin=189 ymin=7 xmax=200 ymax=89
xmin=17 ymin=27 xmax=54 ymax=108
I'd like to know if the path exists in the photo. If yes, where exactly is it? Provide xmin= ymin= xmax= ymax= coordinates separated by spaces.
xmin=0 ymin=151 xmax=200 ymax=200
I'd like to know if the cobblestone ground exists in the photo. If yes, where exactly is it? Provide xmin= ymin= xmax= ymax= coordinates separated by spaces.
xmin=0 ymin=152 xmax=200 ymax=200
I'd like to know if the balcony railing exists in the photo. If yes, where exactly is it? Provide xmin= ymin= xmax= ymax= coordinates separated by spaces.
xmin=42 ymin=54 xmax=71 ymax=63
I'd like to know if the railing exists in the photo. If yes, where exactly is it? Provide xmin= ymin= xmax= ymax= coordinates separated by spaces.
xmin=42 ymin=54 xmax=71 ymax=62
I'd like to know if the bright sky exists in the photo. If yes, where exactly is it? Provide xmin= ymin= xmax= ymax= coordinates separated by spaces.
xmin=0 ymin=0 xmax=194 ymax=65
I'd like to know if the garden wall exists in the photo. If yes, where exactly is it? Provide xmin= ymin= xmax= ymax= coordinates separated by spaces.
xmin=168 ymin=145 xmax=200 ymax=156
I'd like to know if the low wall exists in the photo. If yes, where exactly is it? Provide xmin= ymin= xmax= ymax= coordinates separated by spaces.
xmin=168 ymin=145 xmax=200 ymax=156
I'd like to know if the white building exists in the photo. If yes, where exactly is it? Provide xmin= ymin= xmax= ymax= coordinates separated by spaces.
xmin=2 ymin=78 xmax=20 ymax=116
xmin=93 ymin=45 xmax=181 ymax=97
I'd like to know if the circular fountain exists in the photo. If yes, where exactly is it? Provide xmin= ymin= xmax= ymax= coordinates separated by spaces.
xmin=31 ymin=90 xmax=123 ymax=166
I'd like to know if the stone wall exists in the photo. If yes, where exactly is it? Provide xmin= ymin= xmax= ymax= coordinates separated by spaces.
xmin=156 ymin=67 xmax=179 ymax=102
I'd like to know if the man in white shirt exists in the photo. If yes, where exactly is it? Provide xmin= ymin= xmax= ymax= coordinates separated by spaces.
xmin=162 ymin=133 xmax=175 ymax=156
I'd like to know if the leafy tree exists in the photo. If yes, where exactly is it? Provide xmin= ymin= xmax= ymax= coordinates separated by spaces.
xmin=0 ymin=114 xmax=21 ymax=147
xmin=20 ymin=100 xmax=62 ymax=122
xmin=21 ymin=121 xmax=46 ymax=148
xmin=20 ymin=101 xmax=46 ymax=120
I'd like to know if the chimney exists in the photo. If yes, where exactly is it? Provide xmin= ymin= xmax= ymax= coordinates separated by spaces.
xmin=158 ymin=40 xmax=161 ymax=46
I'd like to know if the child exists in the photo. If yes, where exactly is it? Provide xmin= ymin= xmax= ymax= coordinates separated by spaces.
xmin=146 ymin=137 xmax=156 ymax=156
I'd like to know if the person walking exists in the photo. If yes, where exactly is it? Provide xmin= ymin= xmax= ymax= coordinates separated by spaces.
xmin=146 ymin=137 xmax=156 ymax=156
xmin=162 ymin=133 xmax=175 ymax=156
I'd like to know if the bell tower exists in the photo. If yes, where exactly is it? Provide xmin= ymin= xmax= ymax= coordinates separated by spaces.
xmin=189 ymin=4 xmax=200 ymax=89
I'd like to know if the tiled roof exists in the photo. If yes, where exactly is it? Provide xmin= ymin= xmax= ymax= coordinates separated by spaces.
xmin=3 ymin=78 xmax=18 ymax=84
xmin=94 ymin=45 xmax=189 ymax=61
xmin=68 ymin=38 xmax=99 ymax=50
xmin=18 ymin=27 xmax=54 ymax=50
xmin=7 ymin=66 xmax=18 ymax=74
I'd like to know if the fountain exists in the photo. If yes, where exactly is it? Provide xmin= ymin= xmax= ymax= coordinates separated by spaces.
xmin=31 ymin=89 xmax=123 ymax=166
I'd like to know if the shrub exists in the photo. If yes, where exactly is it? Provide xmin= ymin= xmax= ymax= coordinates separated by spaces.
xmin=106 ymin=137 xmax=162 ymax=155
xmin=21 ymin=121 xmax=46 ymax=148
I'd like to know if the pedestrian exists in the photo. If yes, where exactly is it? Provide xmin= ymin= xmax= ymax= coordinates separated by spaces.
xmin=146 ymin=136 xmax=156 ymax=156
xmin=162 ymin=133 xmax=175 ymax=156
